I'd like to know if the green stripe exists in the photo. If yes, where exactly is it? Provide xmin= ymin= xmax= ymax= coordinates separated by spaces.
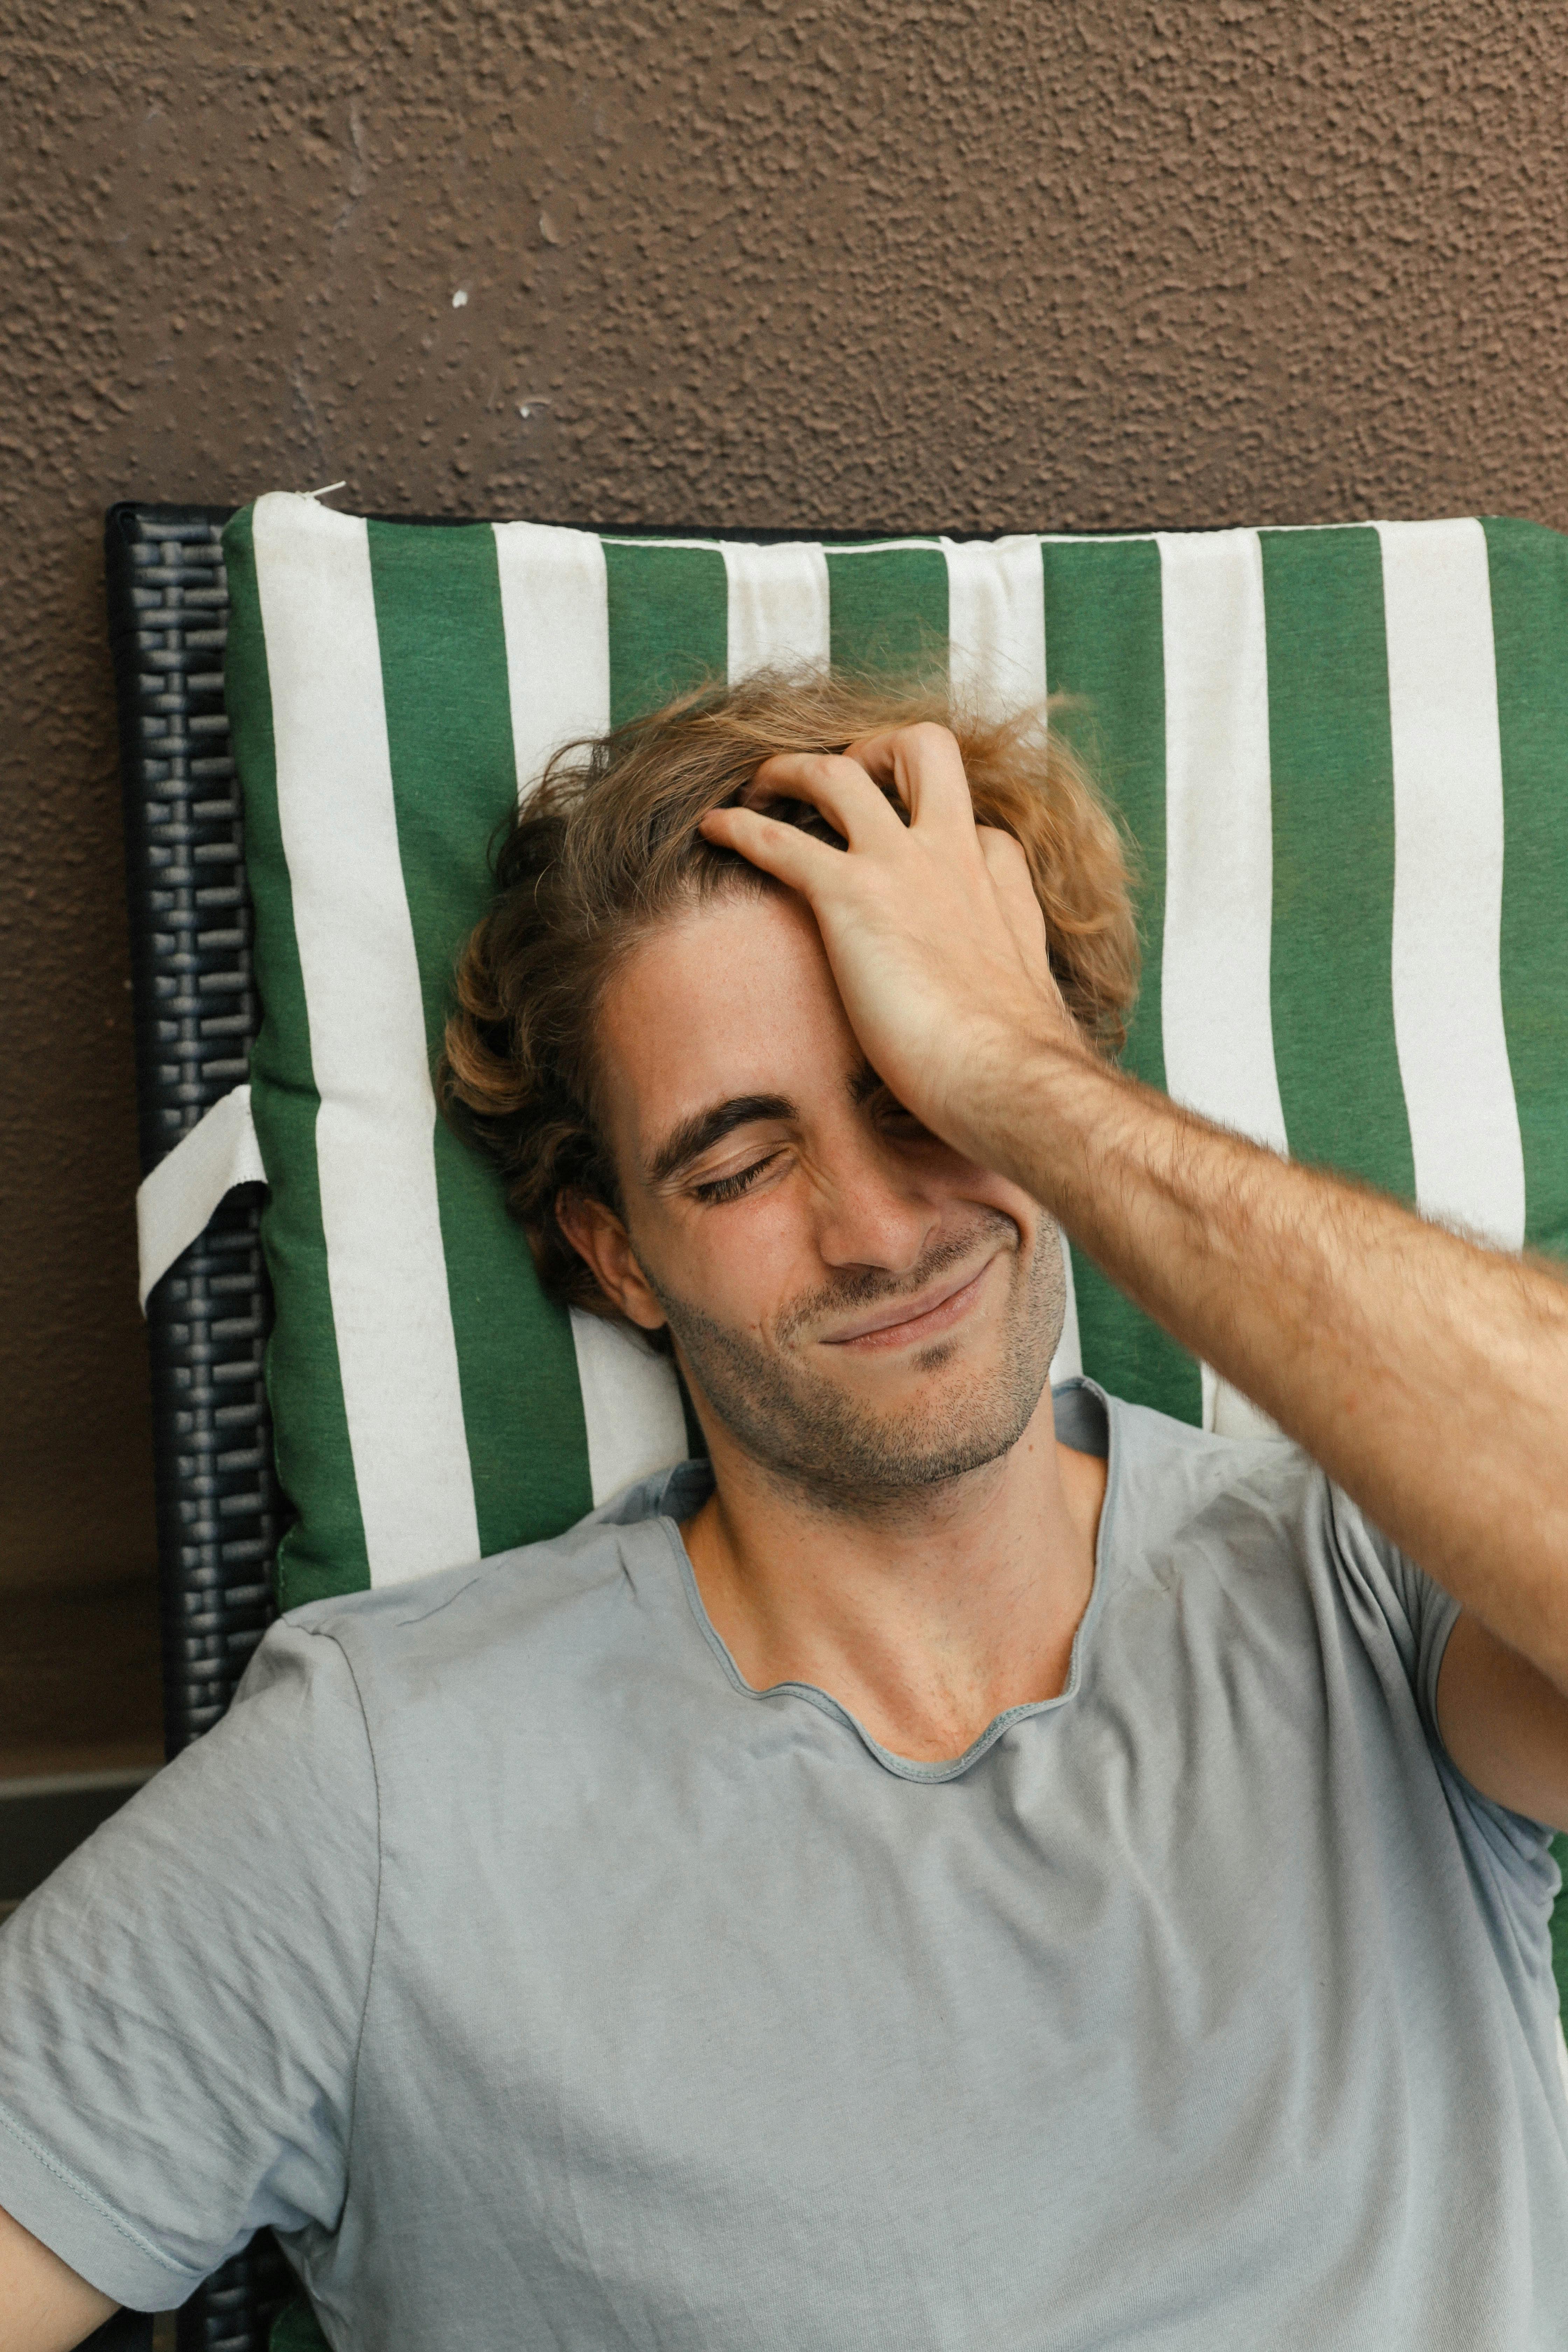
xmin=1482 ymin=518 xmax=1568 ymax=1263
xmin=827 ymin=545 xmax=948 ymax=678
xmin=222 ymin=506 xmax=370 ymax=1608
xmin=1472 ymin=541 xmax=1568 ymax=2021
xmin=603 ymin=540 xmax=728 ymax=727
xmin=367 ymin=520 xmax=593 ymax=1552
xmin=1043 ymin=537 xmax=1202 ymax=1426
xmin=268 ymin=2296 xmax=329 ymax=2352
xmin=1261 ymin=528 xmax=1416 ymax=1200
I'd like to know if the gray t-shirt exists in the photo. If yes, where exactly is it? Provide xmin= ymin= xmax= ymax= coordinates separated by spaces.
xmin=2 ymin=1383 xmax=1565 ymax=2348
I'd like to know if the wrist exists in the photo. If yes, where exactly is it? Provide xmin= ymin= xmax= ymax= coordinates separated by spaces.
xmin=943 ymin=1010 xmax=1115 ymax=1199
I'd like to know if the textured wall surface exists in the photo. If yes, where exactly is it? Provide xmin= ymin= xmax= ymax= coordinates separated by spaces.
xmin=4 ymin=0 xmax=1568 ymax=1594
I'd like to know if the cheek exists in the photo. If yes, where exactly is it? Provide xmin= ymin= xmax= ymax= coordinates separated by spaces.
xmin=974 ymin=1174 xmax=1041 ymax=1235
xmin=640 ymin=1194 xmax=819 ymax=1328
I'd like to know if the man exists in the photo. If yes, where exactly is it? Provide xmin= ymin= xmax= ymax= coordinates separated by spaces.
xmin=4 ymin=679 xmax=1567 ymax=2349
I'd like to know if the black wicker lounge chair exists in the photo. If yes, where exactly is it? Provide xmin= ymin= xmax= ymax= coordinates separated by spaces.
xmin=107 ymin=502 xmax=292 ymax=2352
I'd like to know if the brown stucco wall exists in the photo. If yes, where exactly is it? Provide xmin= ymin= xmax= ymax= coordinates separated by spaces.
xmin=4 ymin=0 xmax=1567 ymax=1599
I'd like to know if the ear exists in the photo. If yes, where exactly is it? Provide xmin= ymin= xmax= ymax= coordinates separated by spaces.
xmin=555 ymin=1190 xmax=667 ymax=1334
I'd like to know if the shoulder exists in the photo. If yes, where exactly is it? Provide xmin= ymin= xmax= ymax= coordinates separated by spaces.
xmin=267 ymin=1482 xmax=696 ymax=1732
xmin=284 ymin=1507 xmax=633 ymax=1639
xmin=1105 ymin=1390 xmax=1320 ymax=1528
xmin=1096 ymin=1389 xmax=1368 ymax=1626
xmin=1100 ymin=1392 xmax=1442 ymax=1647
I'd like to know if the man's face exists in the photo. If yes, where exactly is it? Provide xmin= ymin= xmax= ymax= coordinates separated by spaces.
xmin=577 ymin=886 xmax=1066 ymax=1512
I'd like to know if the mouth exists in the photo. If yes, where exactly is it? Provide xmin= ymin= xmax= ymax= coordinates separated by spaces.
xmin=820 ymin=1259 xmax=993 ymax=1352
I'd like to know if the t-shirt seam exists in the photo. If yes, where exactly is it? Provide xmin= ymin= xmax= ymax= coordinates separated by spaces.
xmin=0 ymin=2093 xmax=202 ymax=2288
xmin=318 ymin=1627 xmax=385 ymax=2200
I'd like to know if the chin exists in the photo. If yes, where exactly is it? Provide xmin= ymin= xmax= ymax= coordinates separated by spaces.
xmin=839 ymin=1330 xmax=989 ymax=1413
xmin=665 ymin=1274 xmax=1058 ymax=1509
xmin=786 ymin=1373 xmax=1046 ymax=1510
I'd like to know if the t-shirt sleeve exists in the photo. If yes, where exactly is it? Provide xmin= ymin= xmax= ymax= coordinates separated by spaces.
xmin=0 ymin=1616 xmax=379 ymax=2312
xmin=1322 ymin=1479 xmax=1462 ymax=1752
xmin=1323 ymin=1478 xmax=1559 ymax=1872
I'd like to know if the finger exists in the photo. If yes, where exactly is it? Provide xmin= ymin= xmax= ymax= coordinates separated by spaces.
xmin=844 ymin=722 xmax=974 ymax=832
xmin=977 ymin=828 xmax=1053 ymax=984
xmin=699 ymin=803 xmax=850 ymax=895
xmin=743 ymin=750 xmax=907 ymax=849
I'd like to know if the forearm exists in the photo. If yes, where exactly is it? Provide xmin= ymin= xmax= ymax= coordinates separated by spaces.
xmin=0 ymin=2202 xmax=116 ymax=2352
xmin=987 ymin=1034 xmax=1568 ymax=1689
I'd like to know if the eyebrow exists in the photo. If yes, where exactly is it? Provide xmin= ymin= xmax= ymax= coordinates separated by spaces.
xmin=644 ymin=1094 xmax=797 ymax=1189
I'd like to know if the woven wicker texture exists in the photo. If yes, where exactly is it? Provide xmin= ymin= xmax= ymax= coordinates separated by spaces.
xmin=106 ymin=505 xmax=281 ymax=1749
xmin=105 ymin=502 xmax=293 ymax=2352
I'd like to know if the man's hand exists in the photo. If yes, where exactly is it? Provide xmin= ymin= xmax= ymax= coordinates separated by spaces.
xmin=700 ymin=723 xmax=1089 ymax=1171
xmin=0 ymin=2201 xmax=117 ymax=2351
xmin=705 ymin=723 xmax=1568 ymax=1825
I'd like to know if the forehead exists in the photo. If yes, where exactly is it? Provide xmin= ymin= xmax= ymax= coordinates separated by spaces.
xmin=595 ymin=889 xmax=857 ymax=1146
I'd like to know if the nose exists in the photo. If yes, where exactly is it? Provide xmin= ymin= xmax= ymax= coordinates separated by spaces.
xmin=808 ymin=1122 xmax=941 ymax=1276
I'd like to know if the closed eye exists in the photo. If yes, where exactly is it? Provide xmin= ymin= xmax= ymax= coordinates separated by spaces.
xmin=855 ymin=1072 xmax=933 ymax=1144
xmin=691 ymin=1152 xmax=783 ymax=1205
xmin=877 ymin=1102 xmax=936 ymax=1144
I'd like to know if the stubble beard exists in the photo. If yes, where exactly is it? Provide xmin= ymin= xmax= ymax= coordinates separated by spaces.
xmin=644 ymin=1211 xmax=1068 ymax=1517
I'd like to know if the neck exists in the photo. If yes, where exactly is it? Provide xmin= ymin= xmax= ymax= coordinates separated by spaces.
xmin=681 ymin=1385 xmax=1107 ymax=1764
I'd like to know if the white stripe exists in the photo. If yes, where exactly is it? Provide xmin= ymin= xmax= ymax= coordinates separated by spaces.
xmin=253 ymin=494 xmax=481 ymax=1586
xmin=1157 ymin=530 xmax=1288 ymax=1153
xmin=1049 ymin=1227 xmax=1083 ymax=1384
xmin=570 ymin=1311 xmax=690 ymax=1506
xmin=1157 ymin=529 xmax=1289 ymax=1437
xmin=944 ymin=536 xmax=1048 ymax=720
xmin=1377 ymin=520 xmax=1526 ymax=1249
xmin=946 ymin=537 xmax=1062 ymax=1375
xmin=492 ymin=522 xmax=611 ymax=800
xmin=723 ymin=541 xmax=831 ymax=681
xmin=1209 ymin=1381 xmax=1285 ymax=1443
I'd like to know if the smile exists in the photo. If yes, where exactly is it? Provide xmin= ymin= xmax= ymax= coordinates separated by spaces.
xmin=820 ymin=1260 xmax=992 ymax=1352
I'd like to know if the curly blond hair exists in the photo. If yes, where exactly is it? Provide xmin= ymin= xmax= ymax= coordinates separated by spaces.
xmin=440 ymin=669 xmax=1139 ymax=1317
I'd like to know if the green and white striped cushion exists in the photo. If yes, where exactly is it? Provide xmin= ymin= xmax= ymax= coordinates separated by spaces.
xmin=222 ymin=496 xmax=1568 ymax=1615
